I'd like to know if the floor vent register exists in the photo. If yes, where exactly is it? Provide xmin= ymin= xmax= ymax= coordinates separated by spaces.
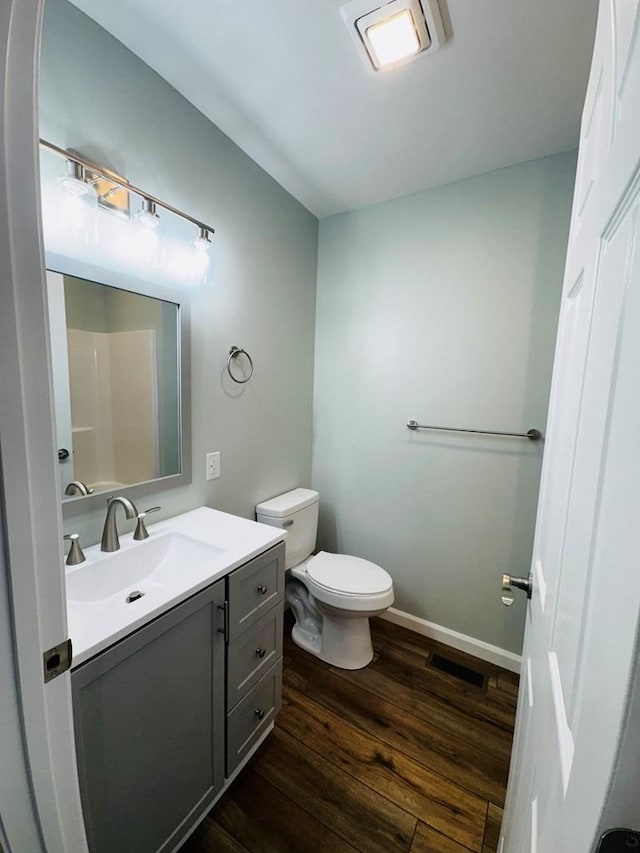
xmin=429 ymin=653 xmax=486 ymax=689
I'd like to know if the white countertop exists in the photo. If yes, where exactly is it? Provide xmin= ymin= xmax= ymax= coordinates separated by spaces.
xmin=66 ymin=506 xmax=286 ymax=668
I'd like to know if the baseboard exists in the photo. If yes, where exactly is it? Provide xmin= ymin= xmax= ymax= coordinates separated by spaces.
xmin=380 ymin=607 xmax=522 ymax=673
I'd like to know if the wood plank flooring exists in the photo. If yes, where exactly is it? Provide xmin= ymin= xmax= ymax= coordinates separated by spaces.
xmin=180 ymin=615 xmax=518 ymax=853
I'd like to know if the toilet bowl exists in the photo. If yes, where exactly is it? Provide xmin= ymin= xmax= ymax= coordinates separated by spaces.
xmin=256 ymin=488 xmax=394 ymax=669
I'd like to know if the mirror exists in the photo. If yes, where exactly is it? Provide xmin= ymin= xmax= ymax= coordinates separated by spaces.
xmin=46 ymin=262 xmax=190 ymax=505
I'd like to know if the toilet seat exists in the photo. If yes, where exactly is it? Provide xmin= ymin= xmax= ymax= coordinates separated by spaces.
xmin=291 ymin=551 xmax=394 ymax=613
xmin=307 ymin=551 xmax=392 ymax=596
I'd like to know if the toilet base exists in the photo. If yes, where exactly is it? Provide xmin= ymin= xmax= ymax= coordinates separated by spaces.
xmin=318 ymin=610 xmax=374 ymax=670
xmin=291 ymin=622 xmax=321 ymax=657
xmin=291 ymin=608 xmax=375 ymax=670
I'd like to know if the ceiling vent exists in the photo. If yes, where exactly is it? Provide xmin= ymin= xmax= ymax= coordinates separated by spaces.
xmin=340 ymin=0 xmax=446 ymax=73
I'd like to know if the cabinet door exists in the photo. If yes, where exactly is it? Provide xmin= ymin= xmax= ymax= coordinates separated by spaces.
xmin=72 ymin=580 xmax=225 ymax=853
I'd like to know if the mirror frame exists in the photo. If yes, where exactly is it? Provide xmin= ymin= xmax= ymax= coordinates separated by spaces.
xmin=46 ymin=251 xmax=192 ymax=517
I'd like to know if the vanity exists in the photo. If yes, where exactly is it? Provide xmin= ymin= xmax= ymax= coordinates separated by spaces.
xmin=45 ymin=256 xmax=287 ymax=850
xmin=67 ymin=507 xmax=286 ymax=853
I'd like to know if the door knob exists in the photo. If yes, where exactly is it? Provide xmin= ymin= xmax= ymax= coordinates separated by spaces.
xmin=501 ymin=573 xmax=533 ymax=606
xmin=596 ymin=828 xmax=640 ymax=851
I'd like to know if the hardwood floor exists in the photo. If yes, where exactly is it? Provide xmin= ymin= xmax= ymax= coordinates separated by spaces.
xmin=181 ymin=615 xmax=518 ymax=853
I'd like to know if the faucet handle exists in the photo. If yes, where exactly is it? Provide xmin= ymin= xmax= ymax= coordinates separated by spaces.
xmin=133 ymin=506 xmax=161 ymax=541
xmin=63 ymin=533 xmax=86 ymax=566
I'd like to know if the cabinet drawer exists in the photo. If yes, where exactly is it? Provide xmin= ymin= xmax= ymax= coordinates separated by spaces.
xmin=226 ymin=658 xmax=282 ymax=776
xmin=227 ymin=605 xmax=283 ymax=709
xmin=228 ymin=543 xmax=284 ymax=640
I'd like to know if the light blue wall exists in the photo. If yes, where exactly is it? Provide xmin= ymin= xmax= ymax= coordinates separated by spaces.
xmin=313 ymin=152 xmax=577 ymax=654
xmin=40 ymin=0 xmax=318 ymax=544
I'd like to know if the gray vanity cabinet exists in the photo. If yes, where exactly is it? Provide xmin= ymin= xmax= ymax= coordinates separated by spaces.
xmin=71 ymin=540 xmax=286 ymax=853
xmin=72 ymin=579 xmax=226 ymax=853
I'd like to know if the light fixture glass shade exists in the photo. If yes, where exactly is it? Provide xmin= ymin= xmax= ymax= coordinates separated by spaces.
xmin=365 ymin=9 xmax=420 ymax=67
xmin=192 ymin=245 xmax=210 ymax=282
xmin=58 ymin=161 xmax=98 ymax=206
xmin=136 ymin=198 xmax=160 ymax=229
xmin=194 ymin=226 xmax=211 ymax=251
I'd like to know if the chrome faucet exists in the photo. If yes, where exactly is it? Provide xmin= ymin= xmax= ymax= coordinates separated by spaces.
xmin=100 ymin=496 xmax=138 ymax=552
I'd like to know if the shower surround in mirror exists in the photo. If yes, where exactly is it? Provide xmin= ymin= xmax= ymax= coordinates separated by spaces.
xmin=67 ymin=326 xmax=158 ymax=491
xmin=47 ymin=271 xmax=181 ymax=499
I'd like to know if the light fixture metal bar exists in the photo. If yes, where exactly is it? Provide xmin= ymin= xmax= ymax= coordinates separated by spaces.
xmin=40 ymin=137 xmax=215 ymax=236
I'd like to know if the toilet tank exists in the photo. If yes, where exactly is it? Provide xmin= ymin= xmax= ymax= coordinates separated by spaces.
xmin=255 ymin=488 xmax=319 ymax=569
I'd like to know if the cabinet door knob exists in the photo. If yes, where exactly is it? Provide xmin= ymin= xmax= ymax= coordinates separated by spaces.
xmin=257 ymin=584 xmax=268 ymax=595
xmin=254 ymin=708 xmax=265 ymax=720
xmin=255 ymin=647 xmax=266 ymax=658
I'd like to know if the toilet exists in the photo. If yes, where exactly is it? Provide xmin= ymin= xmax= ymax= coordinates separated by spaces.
xmin=255 ymin=488 xmax=394 ymax=670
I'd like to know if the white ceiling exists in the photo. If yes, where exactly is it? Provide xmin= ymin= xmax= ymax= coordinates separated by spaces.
xmin=68 ymin=0 xmax=598 ymax=218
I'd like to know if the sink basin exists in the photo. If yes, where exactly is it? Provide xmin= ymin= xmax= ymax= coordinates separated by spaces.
xmin=65 ymin=506 xmax=287 ymax=667
xmin=66 ymin=532 xmax=223 ymax=604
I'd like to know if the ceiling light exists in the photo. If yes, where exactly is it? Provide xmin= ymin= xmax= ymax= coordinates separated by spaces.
xmin=341 ymin=0 xmax=445 ymax=72
xmin=194 ymin=226 xmax=211 ymax=251
xmin=136 ymin=198 xmax=160 ymax=229
xmin=366 ymin=10 xmax=420 ymax=67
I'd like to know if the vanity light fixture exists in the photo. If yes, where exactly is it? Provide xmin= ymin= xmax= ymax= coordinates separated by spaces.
xmin=41 ymin=137 xmax=216 ymax=253
xmin=136 ymin=198 xmax=160 ymax=229
xmin=340 ymin=0 xmax=446 ymax=72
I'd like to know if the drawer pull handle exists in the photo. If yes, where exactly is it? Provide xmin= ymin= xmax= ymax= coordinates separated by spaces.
xmin=257 ymin=584 xmax=268 ymax=595
xmin=255 ymin=708 xmax=265 ymax=720
xmin=256 ymin=647 xmax=266 ymax=658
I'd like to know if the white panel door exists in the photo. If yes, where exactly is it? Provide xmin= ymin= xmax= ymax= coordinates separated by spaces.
xmin=501 ymin=1 xmax=640 ymax=850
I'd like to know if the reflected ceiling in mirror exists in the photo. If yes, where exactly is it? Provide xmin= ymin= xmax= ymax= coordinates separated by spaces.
xmin=47 ymin=269 xmax=186 ymax=502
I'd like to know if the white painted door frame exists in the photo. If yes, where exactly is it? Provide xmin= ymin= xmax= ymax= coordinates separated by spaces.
xmin=0 ymin=2 xmax=88 ymax=851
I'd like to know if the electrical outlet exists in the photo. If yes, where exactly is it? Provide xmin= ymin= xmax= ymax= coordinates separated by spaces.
xmin=206 ymin=451 xmax=221 ymax=481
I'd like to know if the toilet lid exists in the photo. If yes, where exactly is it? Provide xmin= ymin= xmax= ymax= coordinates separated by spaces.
xmin=306 ymin=551 xmax=392 ymax=596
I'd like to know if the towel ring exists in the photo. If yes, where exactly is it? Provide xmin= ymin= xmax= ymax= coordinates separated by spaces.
xmin=227 ymin=346 xmax=254 ymax=384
